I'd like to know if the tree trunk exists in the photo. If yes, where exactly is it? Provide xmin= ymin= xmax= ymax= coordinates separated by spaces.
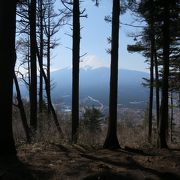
xmin=103 ymin=0 xmax=120 ymax=149
xmin=36 ymin=43 xmax=64 ymax=137
xmin=154 ymin=48 xmax=160 ymax=131
xmin=27 ymin=35 xmax=31 ymax=98
xmin=159 ymin=0 xmax=170 ymax=148
xmin=148 ymin=48 xmax=154 ymax=143
xmin=39 ymin=0 xmax=44 ymax=113
xmin=72 ymin=0 xmax=80 ymax=144
xmin=148 ymin=1 xmax=155 ymax=143
xmin=30 ymin=0 xmax=37 ymax=131
xmin=47 ymin=4 xmax=51 ymax=114
xmin=0 ymin=0 xmax=17 ymax=157
xmin=47 ymin=35 xmax=51 ymax=114
xmin=170 ymin=91 xmax=173 ymax=143
xmin=13 ymin=72 xmax=31 ymax=143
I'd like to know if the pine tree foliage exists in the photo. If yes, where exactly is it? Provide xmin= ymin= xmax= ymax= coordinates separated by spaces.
xmin=82 ymin=107 xmax=104 ymax=134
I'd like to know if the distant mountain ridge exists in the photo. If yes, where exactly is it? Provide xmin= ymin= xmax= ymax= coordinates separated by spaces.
xmin=51 ymin=67 xmax=149 ymax=109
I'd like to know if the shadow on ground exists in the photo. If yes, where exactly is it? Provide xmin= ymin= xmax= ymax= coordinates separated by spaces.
xmin=83 ymin=171 xmax=136 ymax=180
xmin=16 ymin=143 xmax=180 ymax=180
xmin=0 ymin=157 xmax=54 ymax=180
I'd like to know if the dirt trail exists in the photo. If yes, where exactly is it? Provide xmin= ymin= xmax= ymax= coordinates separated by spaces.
xmin=1 ymin=143 xmax=180 ymax=180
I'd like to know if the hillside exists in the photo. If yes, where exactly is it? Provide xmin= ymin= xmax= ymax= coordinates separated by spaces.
xmin=51 ymin=67 xmax=149 ymax=109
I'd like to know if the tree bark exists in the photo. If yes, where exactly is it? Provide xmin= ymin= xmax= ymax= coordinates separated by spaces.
xmin=39 ymin=0 xmax=44 ymax=113
xmin=170 ymin=91 xmax=173 ymax=143
xmin=148 ymin=0 xmax=155 ymax=143
xmin=30 ymin=0 xmax=37 ymax=131
xmin=36 ymin=43 xmax=64 ymax=137
xmin=72 ymin=0 xmax=80 ymax=144
xmin=148 ymin=48 xmax=154 ymax=143
xmin=159 ymin=0 xmax=170 ymax=148
xmin=13 ymin=72 xmax=31 ymax=143
xmin=47 ymin=3 xmax=51 ymax=114
xmin=154 ymin=48 xmax=160 ymax=131
xmin=0 ymin=0 xmax=17 ymax=157
xmin=103 ymin=0 xmax=120 ymax=149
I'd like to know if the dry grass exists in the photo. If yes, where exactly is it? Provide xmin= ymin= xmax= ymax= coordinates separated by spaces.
xmin=12 ymin=104 xmax=180 ymax=149
xmin=9 ymin=105 xmax=180 ymax=180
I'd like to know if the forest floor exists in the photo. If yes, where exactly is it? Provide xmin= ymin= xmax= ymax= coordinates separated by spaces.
xmin=1 ymin=143 xmax=180 ymax=180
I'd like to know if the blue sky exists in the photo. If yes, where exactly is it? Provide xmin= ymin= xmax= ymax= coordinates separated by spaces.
xmin=51 ymin=0 xmax=148 ymax=72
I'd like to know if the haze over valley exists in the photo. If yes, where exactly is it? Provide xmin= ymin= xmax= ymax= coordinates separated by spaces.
xmin=19 ymin=67 xmax=149 ymax=112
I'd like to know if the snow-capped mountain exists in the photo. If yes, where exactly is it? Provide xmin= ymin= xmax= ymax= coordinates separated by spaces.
xmin=50 ymin=67 xmax=149 ymax=109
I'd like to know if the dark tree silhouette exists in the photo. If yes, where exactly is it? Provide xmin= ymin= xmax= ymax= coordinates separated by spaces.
xmin=0 ymin=0 xmax=17 ymax=157
xmin=154 ymin=46 xmax=160 ymax=133
xmin=46 ymin=0 xmax=51 ymax=114
xmin=148 ymin=0 xmax=155 ymax=143
xmin=170 ymin=91 xmax=174 ymax=143
xmin=43 ymin=0 xmax=61 ymax=114
xmin=36 ymin=42 xmax=64 ymax=137
xmin=103 ymin=0 xmax=120 ymax=149
xmin=159 ymin=0 xmax=170 ymax=148
xmin=128 ymin=0 xmax=179 ymax=147
xmin=14 ymin=71 xmax=31 ymax=143
xmin=30 ymin=0 xmax=38 ymax=131
xmin=38 ymin=0 xmax=44 ymax=113
xmin=72 ymin=0 xmax=80 ymax=144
